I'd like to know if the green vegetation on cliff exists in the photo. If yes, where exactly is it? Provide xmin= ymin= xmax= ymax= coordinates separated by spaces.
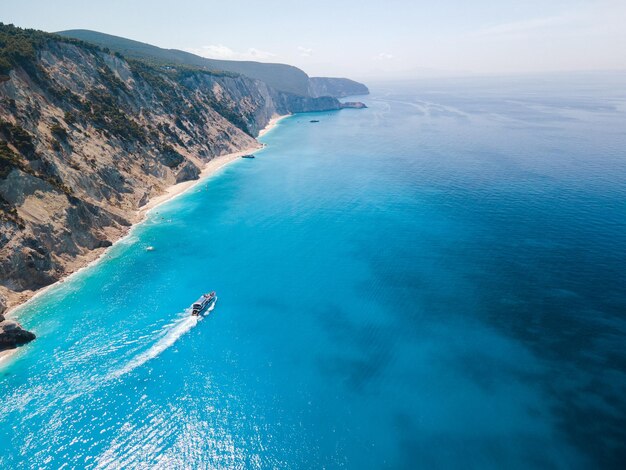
xmin=0 ymin=23 xmax=101 ymax=78
xmin=58 ymin=29 xmax=313 ymax=96
xmin=0 ymin=119 xmax=35 ymax=156
xmin=56 ymin=29 xmax=369 ymax=99
xmin=0 ymin=23 xmax=47 ymax=77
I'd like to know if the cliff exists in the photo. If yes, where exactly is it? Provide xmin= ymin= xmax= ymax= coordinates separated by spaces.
xmin=57 ymin=30 xmax=370 ymax=99
xmin=309 ymin=77 xmax=370 ymax=98
xmin=0 ymin=23 xmax=365 ymax=330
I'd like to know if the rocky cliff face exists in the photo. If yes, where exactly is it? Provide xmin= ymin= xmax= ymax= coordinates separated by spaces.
xmin=57 ymin=30 xmax=370 ymax=100
xmin=58 ymin=29 xmax=315 ymax=97
xmin=0 ymin=313 xmax=36 ymax=352
xmin=309 ymin=77 xmax=370 ymax=98
xmin=0 ymin=25 xmax=361 ymax=319
xmin=0 ymin=295 xmax=35 ymax=352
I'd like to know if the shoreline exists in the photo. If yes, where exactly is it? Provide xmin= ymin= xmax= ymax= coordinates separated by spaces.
xmin=258 ymin=114 xmax=288 ymax=138
xmin=0 ymin=348 xmax=15 ymax=364
xmin=139 ymin=114 xmax=288 ymax=215
xmin=0 ymin=114 xmax=289 ymax=364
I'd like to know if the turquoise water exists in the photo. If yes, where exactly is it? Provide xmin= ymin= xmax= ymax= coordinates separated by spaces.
xmin=2 ymin=75 xmax=626 ymax=468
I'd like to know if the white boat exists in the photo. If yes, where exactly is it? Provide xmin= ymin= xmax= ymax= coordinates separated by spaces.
xmin=191 ymin=291 xmax=216 ymax=316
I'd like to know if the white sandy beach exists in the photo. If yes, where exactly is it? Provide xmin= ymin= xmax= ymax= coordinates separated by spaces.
xmin=140 ymin=146 xmax=261 ymax=214
xmin=0 ymin=348 xmax=15 ymax=364
xmin=141 ymin=114 xmax=288 ymax=215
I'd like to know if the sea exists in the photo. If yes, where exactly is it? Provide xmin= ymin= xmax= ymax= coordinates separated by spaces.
xmin=1 ymin=73 xmax=626 ymax=469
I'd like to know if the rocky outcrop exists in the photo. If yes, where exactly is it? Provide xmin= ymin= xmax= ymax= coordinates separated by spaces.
xmin=341 ymin=102 xmax=368 ymax=109
xmin=0 ymin=314 xmax=36 ymax=351
xmin=175 ymin=161 xmax=200 ymax=183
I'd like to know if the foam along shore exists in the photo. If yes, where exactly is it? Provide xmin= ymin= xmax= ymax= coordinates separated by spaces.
xmin=0 ymin=114 xmax=290 ymax=362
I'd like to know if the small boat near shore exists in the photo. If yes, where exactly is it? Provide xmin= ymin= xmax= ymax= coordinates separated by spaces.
xmin=310 ymin=119 xmax=320 ymax=123
xmin=191 ymin=291 xmax=217 ymax=316
xmin=241 ymin=154 xmax=256 ymax=159
xmin=146 ymin=246 xmax=155 ymax=252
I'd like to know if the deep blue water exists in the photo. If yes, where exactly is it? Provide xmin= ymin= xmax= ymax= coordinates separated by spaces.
xmin=2 ymin=74 xmax=626 ymax=469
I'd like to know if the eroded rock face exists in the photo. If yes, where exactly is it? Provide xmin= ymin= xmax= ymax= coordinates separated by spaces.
xmin=175 ymin=161 xmax=201 ymax=183
xmin=0 ymin=317 xmax=36 ymax=351
xmin=309 ymin=77 xmax=370 ymax=98
xmin=0 ymin=293 xmax=36 ymax=352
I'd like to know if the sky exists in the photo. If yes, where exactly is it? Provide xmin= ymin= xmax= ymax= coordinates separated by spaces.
xmin=2 ymin=0 xmax=626 ymax=80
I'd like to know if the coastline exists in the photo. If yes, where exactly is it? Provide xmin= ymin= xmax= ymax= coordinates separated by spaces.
xmin=139 ymin=145 xmax=262 ymax=214
xmin=0 ymin=348 xmax=14 ymax=364
xmin=0 ymin=114 xmax=289 ymax=364
xmin=139 ymin=114 xmax=288 ymax=215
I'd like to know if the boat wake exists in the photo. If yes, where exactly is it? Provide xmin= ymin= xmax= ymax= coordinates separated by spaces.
xmin=109 ymin=299 xmax=216 ymax=379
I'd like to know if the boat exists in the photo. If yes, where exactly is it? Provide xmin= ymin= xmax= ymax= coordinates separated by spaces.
xmin=191 ymin=291 xmax=216 ymax=316
xmin=310 ymin=119 xmax=320 ymax=123
xmin=146 ymin=246 xmax=155 ymax=251
xmin=241 ymin=154 xmax=255 ymax=159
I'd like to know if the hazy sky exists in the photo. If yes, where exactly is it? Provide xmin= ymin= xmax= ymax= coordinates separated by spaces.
xmin=3 ymin=0 xmax=626 ymax=79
